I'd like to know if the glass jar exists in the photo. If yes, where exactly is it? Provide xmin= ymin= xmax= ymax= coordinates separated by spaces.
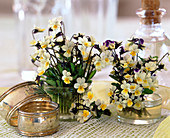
xmin=44 ymin=86 xmax=82 ymax=121
xmin=133 ymin=7 xmax=170 ymax=87
xmin=117 ymin=93 xmax=162 ymax=125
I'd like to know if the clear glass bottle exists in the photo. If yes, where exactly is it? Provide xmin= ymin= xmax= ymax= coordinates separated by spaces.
xmin=133 ymin=0 xmax=170 ymax=87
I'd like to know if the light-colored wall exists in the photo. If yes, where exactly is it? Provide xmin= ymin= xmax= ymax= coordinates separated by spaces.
xmin=0 ymin=0 xmax=170 ymax=17
xmin=0 ymin=0 xmax=13 ymax=14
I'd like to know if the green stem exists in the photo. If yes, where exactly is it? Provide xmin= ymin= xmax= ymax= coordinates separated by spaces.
xmin=84 ymin=46 xmax=94 ymax=76
xmin=32 ymin=30 xmax=35 ymax=40
xmin=158 ymin=52 xmax=169 ymax=64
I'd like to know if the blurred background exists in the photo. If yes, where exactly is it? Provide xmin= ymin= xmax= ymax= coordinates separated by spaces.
xmin=0 ymin=0 xmax=170 ymax=87
xmin=1 ymin=0 xmax=170 ymax=17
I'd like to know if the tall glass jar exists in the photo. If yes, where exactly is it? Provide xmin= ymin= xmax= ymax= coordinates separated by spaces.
xmin=133 ymin=0 xmax=170 ymax=87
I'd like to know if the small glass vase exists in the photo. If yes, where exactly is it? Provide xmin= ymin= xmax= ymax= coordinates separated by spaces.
xmin=44 ymin=86 xmax=81 ymax=121
xmin=117 ymin=93 xmax=162 ymax=125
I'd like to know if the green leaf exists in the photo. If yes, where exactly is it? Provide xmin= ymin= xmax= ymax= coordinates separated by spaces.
xmin=152 ymin=56 xmax=158 ymax=60
xmin=88 ymin=70 xmax=96 ymax=80
xmin=87 ymin=80 xmax=92 ymax=84
xmin=57 ymin=64 xmax=63 ymax=74
xmin=45 ymin=89 xmax=56 ymax=95
xmin=109 ymin=75 xmax=119 ymax=82
xmin=34 ymin=86 xmax=46 ymax=94
xmin=142 ymin=88 xmax=153 ymax=94
xmin=138 ymin=56 xmax=145 ymax=62
xmin=96 ymin=110 xmax=103 ymax=118
xmin=111 ymin=82 xmax=120 ymax=89
xmin=104 ymin=109 xmax=111 ymax=116
xmin=73 ymin=74 xmax=78 ymax=80
xmin=48 ymin=69 xmax=56 ymax=77
xmin=46 ymin=80 xmax=56 ymax=87
xmin=70 ymin=63 xmax=75 ymax=73
xmin=78 ymin=68 xmax=84 ymax=76
xmin=90 ymin=101 xmax=95 ymax=106
xmin=56 ymin=80 xmax=61 ymax=86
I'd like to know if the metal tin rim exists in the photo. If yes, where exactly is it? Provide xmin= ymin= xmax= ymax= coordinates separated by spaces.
xmin=18 ymin=100 xmax=59 ymax=116
xmin=6 ymin=94 xmax=51 ymax=126
xmin=0 ymin=81 xmax=36 ymax=102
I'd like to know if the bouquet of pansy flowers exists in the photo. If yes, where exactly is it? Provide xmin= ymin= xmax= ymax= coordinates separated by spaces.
xmin=29 ymin=17 xmax=111 ymax=122
xmin=106 ymin=38 xmax=170 ymax=116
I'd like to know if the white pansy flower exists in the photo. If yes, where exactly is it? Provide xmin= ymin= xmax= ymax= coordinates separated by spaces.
xmin=74 ymin=77 xmax=88 ymax=93
xmin=90 ymin=36 xmax=96 ymax=46
xmin=121 ymin=81 xmax=130 ymax=96
xmin=142 ymin=83 xmax=150 ymax=89
xmin=129 ymin=44 xmax=139 ymax=56
xmin=39 ymin=51 xmax=50 ymax=61
xmin=145 ymin=62 xmax=157 ymax=71
xmin=94 ymin=56 xmax=104 ymax=71
xmin=44 ymin=35 xmax=53 ymax=41
xmin=95 ymin=99 xmax=101 ymax=106
xmin=77 ymin=110 xmax=91 ymax=123
xmin=48 ymin=17 xmax=62 ymax=30
xmin=116 ymin=102 xmax=126 ymax=111
xmin=83 ymin=91 xmax=94 ymax=106
xmin=123 ymin=54 xmax=132 ymax=62
xmin=40 ymin=40 xmax=50 ymax=49
xmin=62 ymin=40 xmax=74 ymax=57
xmin=133 ymin=100 xmax=142 ymax=110
xmin=30 ymin=40 xmax=37 ymax=45
xmin=39 ymin=52 xmax=50 ymax=68
xmin=54 ymin=45 xmax=60 ymax=52
xmin=149 ymin=81 xmax=158 ymax=92
xmin=134 ymin=86 xmax=142 ymax=96
xmin=78 ymin=36 xmax=91 ymax=47
xmin=37 ymin=66 xmax=45 ymax=76
xmin=108 ymin=86 xmax=116 ymax=97
xmin=83 ymin=52 xmax=89 ymax=61
xmin=124 ymin=42 xmax=132 ymax=51
xmin=124 ymin=74 xmax=133 ymax=82
xmin=33 ymin=25 xmax=45 ymax=32
xmin=129 ymin=83 xmax=137 ymax=93
xmin=101 ymin=50 xmax=114 ymax=66
xmin=127 ymin=99 xmax=133 ymax=107
xmin=135 ymin=72 xmax=146 ymax=84
xmin=36 ymin=51 xmax=51 ymax=72
xmin=142 ymin=72 xmax=152 ymax=85
xmin=98 ymin=101 xmax=107 ymax=111
xmin=56 ymin=36 xmax=64 ymax=42
xmin=62 ymin=70 xmax=73 ymax=84
xmin=78 ymin=44 xmax=88 ymax=59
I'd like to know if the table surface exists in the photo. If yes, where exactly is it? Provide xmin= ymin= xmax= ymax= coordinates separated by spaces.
xmin=0 ymin=88 xmax=170 ymax=138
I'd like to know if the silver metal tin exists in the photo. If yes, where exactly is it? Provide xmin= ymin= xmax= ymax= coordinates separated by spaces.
xmin=18 ymin=100 xmax=59 ymax=136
